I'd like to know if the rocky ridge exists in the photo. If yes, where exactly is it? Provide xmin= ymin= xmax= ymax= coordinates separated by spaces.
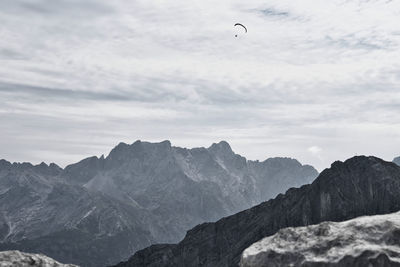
xmin=115 ymin=156 xmax=400 ymax=267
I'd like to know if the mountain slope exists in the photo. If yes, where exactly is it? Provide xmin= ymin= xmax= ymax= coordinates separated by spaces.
xmin=0 ymin=140 xmax=317 ymax=266
xmin=0 ymin=161 xmax=156 ymax=266
xmin=241 ymin=211 xmax=400 ymax=267
xmin=116 ymin=156 xmax=400 ymax=267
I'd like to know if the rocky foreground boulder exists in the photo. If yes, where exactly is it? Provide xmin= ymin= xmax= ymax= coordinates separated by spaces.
xmin=0 ymin=250 xmax=77 ymax=267
xmin=241 ymin=211 xmax=400 ymax=267
xmin=115 ymin=156 xmax=400 ymax=267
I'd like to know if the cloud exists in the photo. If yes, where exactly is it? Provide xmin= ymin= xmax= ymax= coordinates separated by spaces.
xmin=259 ymin=8 xmax=290 ymax=18
xmin=0 ymin=0 xmax=400 ymax=171
xmin=308 ymin=146 xmax=322 ymax=155
xmin=0 ymin=0 xmax=113 ymax=17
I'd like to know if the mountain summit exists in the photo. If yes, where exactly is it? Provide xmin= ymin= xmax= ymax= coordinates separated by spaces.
xmin=116 ymin=156 xmax=400 ymax=267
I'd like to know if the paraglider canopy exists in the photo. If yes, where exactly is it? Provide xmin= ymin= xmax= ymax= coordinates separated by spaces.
xmin=234 ymin=23 xmax=247 ymax=37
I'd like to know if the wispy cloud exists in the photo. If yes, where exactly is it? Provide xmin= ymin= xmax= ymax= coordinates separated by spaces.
xmin=259 ymin=8 xmax=290 ymax=18
xmin=1 ymin=0 xmax=400 ymax=170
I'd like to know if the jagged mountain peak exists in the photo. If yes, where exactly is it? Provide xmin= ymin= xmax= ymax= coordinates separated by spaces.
xmin=0 ymin=159 xmax=12 ymax=169
xmin=329 ymin=155 xmax=381 ymax=167
xmin=137 ymin=140 xmax=172 ymax=151
xmin=318 ymin=156 xmax=399 ymax=185
xmin=130 ymin=139 xmax=171 ymax=147
xmin=37 ymin=162 xmax=48 ymax=168
xmin=36 ymin=161 xmax=61 ymax=171
xmin=261 ymin=157 xmax=302 ymax=167
xmin=12 ymin=161 xmax=34 ymax=169
xmin=207 ymin=141 xmax=246 ymax=167
xmin=208 ymin=140 xmax=233 ymax=153
xmin=0 ymin=160 xmax=61 ymax=177
xmin=62 ymin=155 xmax=105 ymax=184
xmin=34 ymin=162 xmax=62 ymax=176
xmin=108 ymin=142 xmax=130 ymax=156
xmin=107 ymin=140 xmax=172 ymax=159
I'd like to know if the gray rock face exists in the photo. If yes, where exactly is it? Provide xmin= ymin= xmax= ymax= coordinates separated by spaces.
xmin=69 ymin=140 xmax=317 ymax=214
xmin=0 ymin=140 xmax=317 ymax=267
xmin=116 ymin=156 xmax=400 ymax=267
xmin=0 ymin=161 xmax=155 ymax=266
xmin=0 ymin=250 xmax=78 ymax=267
xmin=394 ymin=157 xmax=400 ymax=166
xmin=241 ymin=211 xmax=400 ymax=267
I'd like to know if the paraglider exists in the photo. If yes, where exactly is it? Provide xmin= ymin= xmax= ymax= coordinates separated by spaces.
xmin=234 ymin=23 xmax=247 ymax=37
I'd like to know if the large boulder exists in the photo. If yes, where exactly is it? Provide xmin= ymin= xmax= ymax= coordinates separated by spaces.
xmin=241 ymin=211 xmax=400 ymax=267
xmin=0 ymin=250 xmax=78 ymax=267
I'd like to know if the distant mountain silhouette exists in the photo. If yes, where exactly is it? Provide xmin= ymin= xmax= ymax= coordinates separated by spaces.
xmin=115 ymin=156 xmax=400 ymax=267
xmin=0 ymin=140 xmax=317 ymax=267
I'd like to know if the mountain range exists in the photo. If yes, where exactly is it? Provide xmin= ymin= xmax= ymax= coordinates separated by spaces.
xmin=0 ymin=140 xmax=318 ymax=266
xmin=115 ymin=156 xmax=400 ymax=267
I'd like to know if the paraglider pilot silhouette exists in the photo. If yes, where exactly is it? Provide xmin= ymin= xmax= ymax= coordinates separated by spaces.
xmin=234 ymin=23 xmax=247 ymax=37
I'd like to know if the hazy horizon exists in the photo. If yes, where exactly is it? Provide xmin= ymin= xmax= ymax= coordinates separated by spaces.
xmin=1 ymin=0 xmax=400 ymax=171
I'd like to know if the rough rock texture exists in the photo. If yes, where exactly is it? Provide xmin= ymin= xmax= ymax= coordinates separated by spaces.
xmin=394 ymin=157 xmax=400 ymax=166
xmin=0 ymin=161 xmax=155 ymax=267
xmin=0 ymin=250 xmax=77 ymax=267
xmin=115 ymin=156 xmax=400 ymax=267
xmin=0 ymin=141 xmax=317 ymax=267
xmin=241 ymin=212 xmax=400 ymax=267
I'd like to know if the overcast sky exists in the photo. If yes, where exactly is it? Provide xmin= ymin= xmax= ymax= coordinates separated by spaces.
xmin=1 ymin=0 xmax=400 ymax=171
